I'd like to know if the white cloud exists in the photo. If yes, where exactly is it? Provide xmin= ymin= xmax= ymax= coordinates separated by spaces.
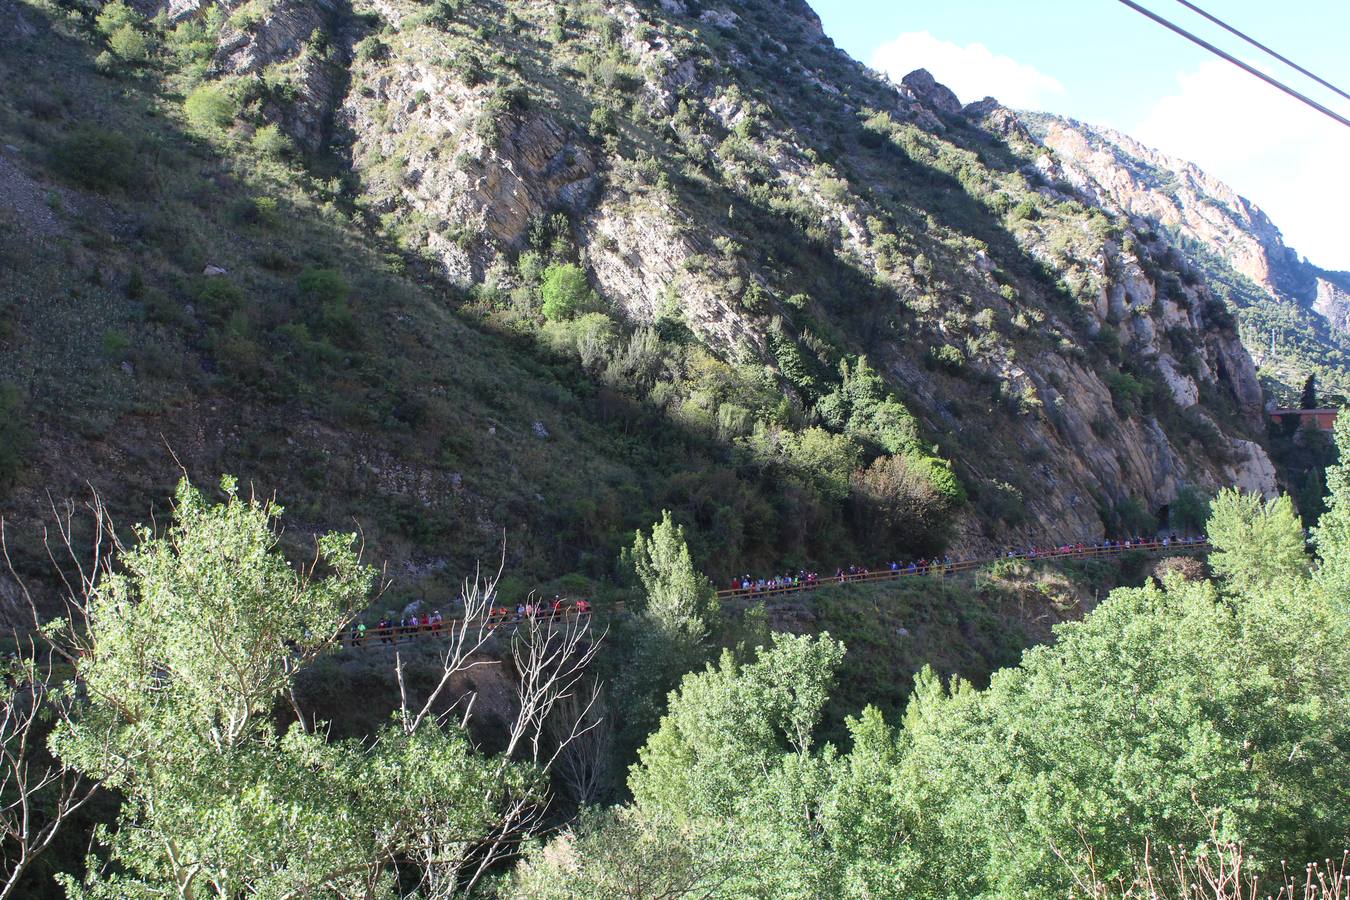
xmin=869 ymin=31 xmax=1066 ymax=110
xmin=1132 ymin=60 xmax=1350 ymax=270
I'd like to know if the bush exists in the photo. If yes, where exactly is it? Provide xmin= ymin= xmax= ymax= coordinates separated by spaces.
xmin=850 ymin=454 xmax=952 ymax=554
xmin=95 ymin=0 xmax=140 ymax=35
xmin=928 ymin=343 xmax=964 ymax=373
xmin=909 ymin=454 xmax=966 ymax=505
xmin=540 ymin=263 xmax=592 ymax=321
xmin=251 ymin=124 xmax=291 ymax=158
xmin=196 ymin=278 xmax=246 ymax=323
xmin=50 ymin=127 xmax=137 ymax=192
xmin=108 ymin=25 xmax=151 ymax=62
xmin=354 ymin=36 xmax=389 ymax=62
xmin=297 ymin=268 xmax=350 ymax=306
xmin=782 ymin=427 xmax=860 ymax=501
xmin=1103 ymin=370 xmax=1146 ymax=416
xmin=588 ymin=105 xmax=617 ymax=138
xmin=185 ymin=83 xmax=236 ymax=130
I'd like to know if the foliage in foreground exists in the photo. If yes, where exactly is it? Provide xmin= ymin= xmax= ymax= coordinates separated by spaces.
xmin=42 ymin=477 xmax=591 ymax=898
xmin=511 ymin=424 xmax=1350 ymax=898
xmin=4 ymin=434 xmax=1349 ymax=897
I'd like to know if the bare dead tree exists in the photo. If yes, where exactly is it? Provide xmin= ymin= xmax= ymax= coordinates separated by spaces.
xmin=390 ymin=567 xmax=607 ymax=898
xmin=546 ymin=680 xmax=612 ymax=806
xmin=392 ymin=555 xmax=507 ymax=737
xmin=0 ymin=508 xmax=110 ymax=900
xmin=0 ymin=641 xmax=102 ymax=900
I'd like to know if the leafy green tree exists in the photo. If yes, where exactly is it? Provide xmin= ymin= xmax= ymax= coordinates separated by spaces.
xmin=1170 ymin=484 xmax=1212 ymax=533
xmin=184 ymin=83 xmax=236 ymax=130
xmin=94 ymin=0 xmax=140 ymax=36
xmin=1313 ymin=413 xmax=1350 ymax=602
xmin=540 ymin=263 xmax=593 ymax=321
xmin=49 ymin=478 xmax=552 ymax=897
xmin=896 ymin=567 xmax=1349 ymax=898
xmin=628 ymin=633 xmax=851 ymax=896
xmin=507 ymin=806 xmax=727 ymax=900
xmin=625 ymin=510 xmax=719 ymax=645
xmin=782 ymin=427 xmax=860 ymax=501
xmin=613 ymin=512 xmax=721 ymax=754
xmin=1205 ymin=489 xmax=1307 ymax=594
xmin=250 ymin=124 xmax=291 ymax=158
xmin=107 ymin=26 xmax=150 ymax=63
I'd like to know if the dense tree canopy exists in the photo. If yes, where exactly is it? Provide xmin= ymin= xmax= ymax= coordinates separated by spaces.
xmin=517 ymin=441 xmax=1350 ymax=898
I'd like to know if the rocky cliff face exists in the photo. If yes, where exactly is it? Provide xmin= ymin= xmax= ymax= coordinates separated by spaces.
xmin=1024 ymin=113 xmax=1350 ymax=398
xmin=202 ymin=0 xmax=1282 ymax=544
xmin=0 ymin=0 xmax=1287 ymax=574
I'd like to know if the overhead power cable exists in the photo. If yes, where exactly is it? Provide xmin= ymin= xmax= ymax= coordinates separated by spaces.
xmin=1171 ymin=0 xmax=1350 ymax=103
xmin=1114 ymin=0 xmax=1350 ymax=131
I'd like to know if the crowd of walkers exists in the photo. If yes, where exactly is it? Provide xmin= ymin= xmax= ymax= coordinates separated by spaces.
xmin=1001 ymin=534 xmax=1207 ymax=560
xmin=345 ymin=596 xmax=592 ymax=646
xmin=343 ymin=534 xmax=1209 ymax=647
xmin=721 ymin=534 xmax=1208 ymax=599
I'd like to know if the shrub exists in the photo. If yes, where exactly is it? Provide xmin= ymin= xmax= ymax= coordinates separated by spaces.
xmin=540 ymin=263 xmax=591 ymax=321
xmin=297 ymin=268 xmax=349 ymax=305
xmin=928 ymin=343 xmax=964 ymax=373
xmin=1114 ymin=496 xmax=1157 ymax=536
xmin=1153 ymin=555 xmax=1205 ymax=583
xmin=50 ymin=127 xmax=137 ymax=192
xmin=588 ymin=105 xmax=617 ymax=138
xmin=354 ymin=36 xmax=389 ymax=62
xmin=195 ymin=278 xmax=246 ymax=323
xmin=251 ymin=124 xmax=291 ymax=158
xmin=782 ymin=427 xmax=860 ymax=501
xmin=95 ymin=0 xmax=140 ymax=35
xmin=909 ymin=454 xmax=966 ymax=505
xmin=975 ymin=478 xmax=1024 ymax=525
xmin=108 ymin=25 xmax=151 ymax=62
xmin=850 ymin=454 xmax=952 ymax=553
xmin=101 ymin=329 xmax=131 ymax=359
xmin=185 ymin=83 xmax=237 ymax=130
xmin=1103 ymin=370 xmax=1146 ymax=416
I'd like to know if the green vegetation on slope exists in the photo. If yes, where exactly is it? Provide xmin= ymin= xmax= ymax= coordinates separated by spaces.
xmin=0 ymin=0 xmax=964 ymax=604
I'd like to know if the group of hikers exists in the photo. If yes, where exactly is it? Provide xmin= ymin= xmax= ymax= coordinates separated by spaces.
xmin=728 ymin=571 xmax=822 ymax=595
xmin=1002 ymin=534 xmax=1207 ymax=560
xmin=345 ymin=596 xmax=593 ymax=646
xmin=342 ymin=534 xmax=1210 ymax=647
xmin=723 ymin=534 xmax=1208 ymax=599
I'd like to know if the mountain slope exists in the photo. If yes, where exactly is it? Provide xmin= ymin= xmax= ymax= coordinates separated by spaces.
xmin=1023 ymin=112 xmax=1350 ymax=402
xmin=0 ymin=0 xmax=1279 ymax=610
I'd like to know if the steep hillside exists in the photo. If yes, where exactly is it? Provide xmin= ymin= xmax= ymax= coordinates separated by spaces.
xmin=0 ymin=0 xmax=1279 ymax=613
xmin=1024 ymin=113 xmax=1350 ymax=402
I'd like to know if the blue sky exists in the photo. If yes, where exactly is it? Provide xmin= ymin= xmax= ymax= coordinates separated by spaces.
xmin=810 ymin=1 xmax=1350 ymax=270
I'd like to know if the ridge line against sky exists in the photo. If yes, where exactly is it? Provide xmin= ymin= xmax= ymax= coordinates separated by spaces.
xmin=809 ymin=0 xmax=1350 ymax=271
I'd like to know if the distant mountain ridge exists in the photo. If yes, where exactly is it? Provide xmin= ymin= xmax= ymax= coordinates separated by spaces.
xmin=1021 ymin=111 xmax=1350 ymax=399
